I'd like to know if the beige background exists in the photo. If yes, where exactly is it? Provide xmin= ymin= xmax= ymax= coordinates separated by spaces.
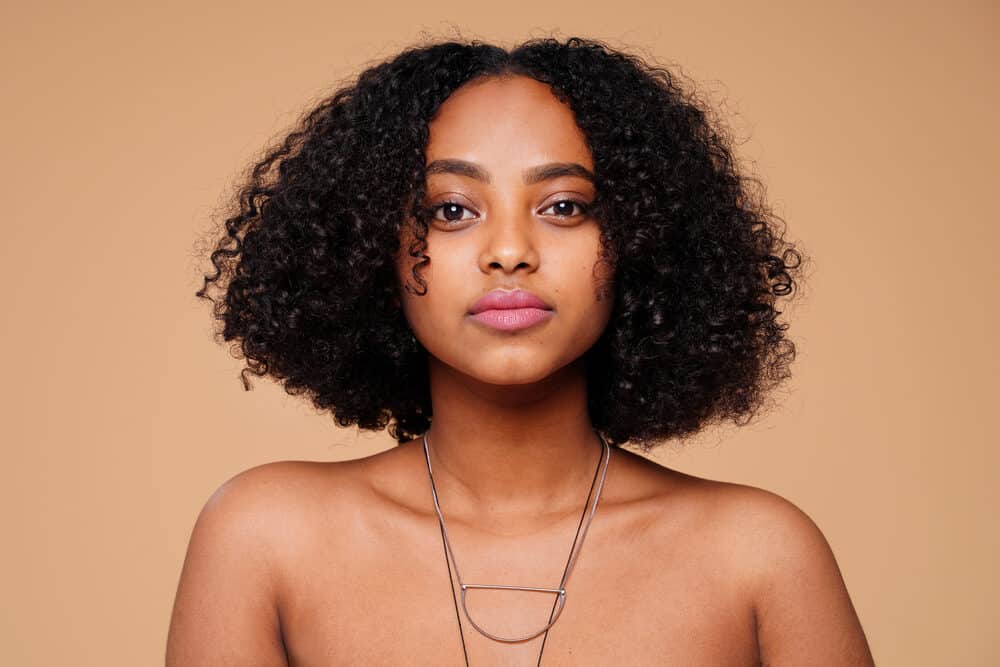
xmin=2 ymin=1 xmax=996 ymax=665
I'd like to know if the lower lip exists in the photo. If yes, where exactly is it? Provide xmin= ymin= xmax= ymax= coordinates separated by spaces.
xmin=469 ymin=307 xmax=554 ymax=332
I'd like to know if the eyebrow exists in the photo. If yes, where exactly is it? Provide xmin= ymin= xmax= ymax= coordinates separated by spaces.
xmin=424 ymin=159 xmax=595 ymax=185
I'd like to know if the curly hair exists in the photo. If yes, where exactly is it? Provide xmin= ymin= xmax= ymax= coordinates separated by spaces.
xmin=196 ymin=36 xmax=804 ymax=452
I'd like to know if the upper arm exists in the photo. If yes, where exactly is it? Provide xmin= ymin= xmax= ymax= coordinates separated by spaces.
xmin=735 ymin=489 xmax=874 ymax=666
xmin=165 ymin=463 xmax=293 ymax=667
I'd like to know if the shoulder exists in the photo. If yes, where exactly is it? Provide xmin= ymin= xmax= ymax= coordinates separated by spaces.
xmin=205 ymin=458 xmax=358 ymax=505
xmin=188 ymin=459 xmax=382 ymax=570
xmin=612 ymin=452 xmax=842 ymax=596
xmin=616 ymin=449 xmax=822 ymax=536
xmin=197 ymin=458 xmax=371 ymax=534
xmin=699 ymin=480 xmax=832 ymax=568
xmin=655 ymin=473 xmax=873 ymax=664
xmin=201 ymin=460 xmax=347 ymax=516
xmin=196 ymin=447 xmax=426 ymax=537
xmin=654 ymin=471 xmax=839 ymax=591
xmin=168 ymin=459 xmax=369 ymax=665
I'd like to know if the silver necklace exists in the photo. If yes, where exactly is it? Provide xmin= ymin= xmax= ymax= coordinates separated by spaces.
xmin=422 ymin=430 xmax=612 ymax=666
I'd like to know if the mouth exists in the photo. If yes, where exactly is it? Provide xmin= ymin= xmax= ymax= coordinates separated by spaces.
xmin=467 ymin=289 xmax=554 ymax=332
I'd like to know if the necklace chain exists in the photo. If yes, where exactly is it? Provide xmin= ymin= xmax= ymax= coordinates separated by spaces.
xmin=422 ymin=430 xmax=612 ymax=666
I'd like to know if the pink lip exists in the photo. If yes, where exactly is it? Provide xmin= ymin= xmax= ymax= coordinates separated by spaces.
xmin=469 ymin=289 xmax=552 ymax=314
xmin=468 ymin=289 xmax=554 ymax=332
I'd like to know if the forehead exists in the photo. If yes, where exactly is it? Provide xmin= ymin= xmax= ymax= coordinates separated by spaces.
xmin=425 ymin=75 xmax=593 ymax=169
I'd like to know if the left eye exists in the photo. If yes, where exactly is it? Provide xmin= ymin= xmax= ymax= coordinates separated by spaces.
xmin=542 ymin=200 xmax=588 ymax=217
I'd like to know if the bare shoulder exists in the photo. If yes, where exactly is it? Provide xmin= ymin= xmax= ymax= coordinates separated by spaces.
xmin=166 ymin=458 xmax=378 ymax=665
xmin=611 ymin=450 xmax=831 ymax=556
xmin=204 ymin=458 xmax=362 ymax=512
xmin=687 ymin=476 xmax=835 ymax=573
xmin=630 ymin=457 xmax=874 ymax=666
xmin=193 ymin=450 xmax=422 ymax=563
xmin=196 ymin=458 xmax=373 ymax=551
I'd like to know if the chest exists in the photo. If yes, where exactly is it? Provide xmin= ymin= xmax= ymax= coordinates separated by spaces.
xmin=275 ymin=506 xmax=760 ymax=666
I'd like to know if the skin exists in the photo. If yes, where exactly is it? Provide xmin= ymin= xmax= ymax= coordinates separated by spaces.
xmin=166 ymin=75 xmax=875 ymax=666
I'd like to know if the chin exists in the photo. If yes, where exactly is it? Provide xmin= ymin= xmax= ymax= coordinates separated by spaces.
xmin=471 ymin=365 xmax=559 ymax=387
xmin=449 ymin=349 xmax=584 ymax=388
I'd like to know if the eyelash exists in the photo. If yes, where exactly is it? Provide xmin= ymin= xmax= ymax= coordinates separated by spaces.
xmin=428 ymin=199 xmax=590 ymax=224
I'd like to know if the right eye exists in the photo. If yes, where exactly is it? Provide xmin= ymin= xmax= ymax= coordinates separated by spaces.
xmin=430 ymin=201 xmax=477 ymax=224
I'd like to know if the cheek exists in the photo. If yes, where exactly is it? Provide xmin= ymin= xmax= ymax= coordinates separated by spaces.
xmin=554 ymin=234 xmax=614 ymax=310
xmin=394 ymin=241 xmax=461 ymax=337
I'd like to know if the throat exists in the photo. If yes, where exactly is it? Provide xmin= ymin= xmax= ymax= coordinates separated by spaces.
xmin=420 ymin=427 xmax=611 ymax=533
xmin=418 ymin=355 xmax=609 ymax=519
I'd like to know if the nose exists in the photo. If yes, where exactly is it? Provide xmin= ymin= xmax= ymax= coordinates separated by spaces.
xmin=477 ymin=206 xmax=540 ymax=275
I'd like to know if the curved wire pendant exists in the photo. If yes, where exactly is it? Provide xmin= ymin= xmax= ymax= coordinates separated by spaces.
xmin=459 ymin=583 xmax=567 ymax=643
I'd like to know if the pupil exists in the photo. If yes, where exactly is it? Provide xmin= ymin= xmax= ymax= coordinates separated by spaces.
xmin=557 ymin=201 xmax=572 ymax=215
xmin=444 ymin=204 xmax=462 ymax=221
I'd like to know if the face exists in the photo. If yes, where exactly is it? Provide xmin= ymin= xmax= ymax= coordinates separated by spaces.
xmin=395 ymin=74 xmax=614 ymax=386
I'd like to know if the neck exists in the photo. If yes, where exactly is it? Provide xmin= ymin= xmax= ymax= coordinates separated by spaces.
xmin=421 ymin=356 xmax=605 ymax=522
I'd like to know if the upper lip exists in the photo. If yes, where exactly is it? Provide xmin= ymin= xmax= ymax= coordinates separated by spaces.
xmin=468 ymin=289 xmax=553 ymax=314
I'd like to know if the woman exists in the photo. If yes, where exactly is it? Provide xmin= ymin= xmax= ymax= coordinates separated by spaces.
xmin=167 ymin=37 xmax=874 ymax=665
